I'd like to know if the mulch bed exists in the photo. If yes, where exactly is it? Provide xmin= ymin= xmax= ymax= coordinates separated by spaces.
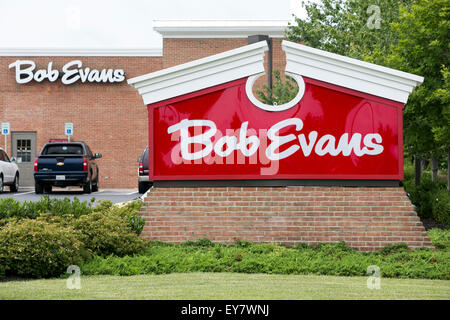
xmin=421 ymin=218 xmax=448 ymax=230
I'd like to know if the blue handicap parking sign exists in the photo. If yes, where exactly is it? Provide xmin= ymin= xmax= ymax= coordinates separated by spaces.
xmin=66 ymin=129 xmax=72 ymax=134
xmin=2 ymin=129 xmax=7 ymax=134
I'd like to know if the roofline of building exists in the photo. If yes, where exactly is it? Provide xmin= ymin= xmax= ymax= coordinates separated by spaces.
xmin=0 ymin=20 xmax=289 ymax=56
xmin=153 ymin=20 xmax=289 ymax=38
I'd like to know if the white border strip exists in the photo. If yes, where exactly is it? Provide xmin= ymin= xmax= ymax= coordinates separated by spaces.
xmin=245 ymin=72 xmax=305 ymax=112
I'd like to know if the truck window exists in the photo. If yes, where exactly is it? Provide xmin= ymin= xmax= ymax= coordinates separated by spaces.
xmin=86 ymin=145 xmax=93 ymax=158
xmin=43 ymin=144 xmax=84 ymax=155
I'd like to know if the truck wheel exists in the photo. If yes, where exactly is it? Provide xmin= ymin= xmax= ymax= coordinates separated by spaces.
xmin=44 ymin=185 xmax=52 ymax=193
xmin=138 ymin=181 xmax=149 ymax=194
xmin=83 ymin=178 xmax=92 ymax=194
xmin=35 ymin=182 xmax=43 ymax=194
xmin=10 ymin=174 xmax=19 ymax=192
xmin=92 ymin=177 xmax=99 ymax=192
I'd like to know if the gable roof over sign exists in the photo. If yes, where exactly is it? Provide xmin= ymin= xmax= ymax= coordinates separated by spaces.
xmin=128 ymin=40 xmax=424 ymax=106
xmin=282 ymin=41 xmax=424 ymax=104
xmin=128 ymin=41 xmax=268 ymax=106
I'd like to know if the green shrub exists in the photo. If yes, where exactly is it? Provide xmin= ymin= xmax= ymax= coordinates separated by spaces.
xmin=402 ymin=161 xmax=448 ymax=223
xmin=81 ymin=235 xmax=450 ymax=280
xmin=0 ymin=198 xmax=146 ymax=279
xmin=182 ymin=238 xmax=214 ymax=247
xmin=0 ymin=262 xmax=5 ymax=278
xmin=428 ymin=228 xmax=450 ymax=250
xmin=407 ymin=178 xmax=441 ymax=218
xmin=432 ymin=190 xmax=450 ymax=225
xmin=70 ymin=211 xmax=146 ymax=257
xmin=0 ymin=195 xmax=95 ymax=221
xmin=0 ymin=219 xmax=85 ymax=278
xmin=105 ymin=201 xmax=145 ymax=235
xmin=379 ymin=243 xmax=410 ymax=255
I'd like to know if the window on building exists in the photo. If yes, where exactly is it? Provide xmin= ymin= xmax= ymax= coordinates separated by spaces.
xmin=16 ymin=139 xmax=31 ymax=162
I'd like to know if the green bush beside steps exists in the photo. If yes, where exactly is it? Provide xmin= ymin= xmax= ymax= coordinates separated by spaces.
xmin=402 ymin=162 xmax=450 ymax=226
xmin=80 ymin=232 xmax=450 ymax=280
xmin=0 ymin=197 xmax=146 ymax=279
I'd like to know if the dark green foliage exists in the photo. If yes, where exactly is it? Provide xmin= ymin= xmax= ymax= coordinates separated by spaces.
xmin=287 ymin=0 xmax=449 ymax=188
xmin=378 ymin=243 xmax=410 ymax=256
xmin=0 ymin=198 xmax=146 ymax=279
xmin=0 ymin=219 xmax=84 ymax=278
xmin=81 ymin=231 xmax=450 ymax=280
xmin=388 ymin=0 xmax=450 ymax=159
xmin=255 ymin=70 xmax=299 ymax=105
xmin=70 ymin=211 xmax=147 ymax=257
xmin=432 ymin=191 xmax=450 ymax=226
xmin=182 ymin=238 xmax=214 ymax=247
xmin=403 ymin=161 xmax=449 ymax=224
xmin=0 ymin=196 xmax=144 ymax=235
xmin=0 ymin=195 xmax=94 ymax=220
xmin=108 ymin=201 xmax=145 ymax=235
xmin=286 ymin=0 xmax=413 ymax=65
xmin=427 ymin=228 xmax=450 ymax=250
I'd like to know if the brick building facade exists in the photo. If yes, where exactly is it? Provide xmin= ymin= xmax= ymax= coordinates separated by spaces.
xmin=0 ymin=21 xmax=286 ymax=188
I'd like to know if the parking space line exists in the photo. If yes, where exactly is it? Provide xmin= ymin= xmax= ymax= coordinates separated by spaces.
xmin=126 ymin=191 xmax=138 ymax=195
xmin=15 ymin=191 xmax=35 ymax=196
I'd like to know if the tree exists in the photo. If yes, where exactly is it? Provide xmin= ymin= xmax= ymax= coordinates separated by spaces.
xmin=286 ymin=0 xmax=412 ymax=65
xmin=255 ymin=70 xmax=299 ymax=105
xmin=386 ymin=0 xmax=449 ymax=187
xmin=287 ymin=0 xmax=449 ymax=187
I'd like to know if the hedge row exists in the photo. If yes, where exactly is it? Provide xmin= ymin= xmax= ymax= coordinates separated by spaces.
xmin=1 ymin=194 xmax=448 ymax=280
xmin=81 ymin=231 xmax=450 ymax=280
xmin=0 ymin=196 xmax=145 ymax=234
xmin=0 ymin=197 xmax=146 ymax=279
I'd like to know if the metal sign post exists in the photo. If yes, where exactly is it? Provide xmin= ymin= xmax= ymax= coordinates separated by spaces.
xmin=64 ymin=123 xmax=73 ymax=142
xmin=1 ymin=123 xmax=10 ymax=151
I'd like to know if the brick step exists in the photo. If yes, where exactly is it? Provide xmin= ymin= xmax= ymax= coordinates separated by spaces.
xmin=139 ymin=186 xmax=433 ymax=251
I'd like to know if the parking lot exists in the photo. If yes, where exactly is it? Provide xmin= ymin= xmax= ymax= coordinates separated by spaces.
xmin=0 ymin=187 xmax=143 ymax=204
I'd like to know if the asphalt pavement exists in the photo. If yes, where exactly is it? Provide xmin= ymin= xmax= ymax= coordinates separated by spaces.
xmin=0 ymin=186 xmax=143 ymax=204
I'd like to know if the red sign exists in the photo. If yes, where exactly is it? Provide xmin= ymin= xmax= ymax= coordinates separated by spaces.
xmin=147 ymin=76 xmax=403 ymax=181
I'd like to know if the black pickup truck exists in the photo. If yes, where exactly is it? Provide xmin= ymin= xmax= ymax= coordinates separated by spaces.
xmin=34 ymin=140 xmax=102 ymax=194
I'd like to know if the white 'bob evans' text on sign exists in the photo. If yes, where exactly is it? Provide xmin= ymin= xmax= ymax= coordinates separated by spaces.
xmin=8 ymin=60 xmax=125 ymax=85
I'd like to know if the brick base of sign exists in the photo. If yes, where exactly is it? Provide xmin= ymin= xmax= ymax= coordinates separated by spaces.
xmin=139 ymin=187 xmax=434 ymax=251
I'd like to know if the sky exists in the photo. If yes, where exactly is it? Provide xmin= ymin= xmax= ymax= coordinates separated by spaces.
xmin=0 ymin=0 xmax=310 ymax=49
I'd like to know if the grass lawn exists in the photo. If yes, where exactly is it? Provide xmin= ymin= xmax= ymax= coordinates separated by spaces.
xmin=0 ymin=273 xmax=449 ymax=300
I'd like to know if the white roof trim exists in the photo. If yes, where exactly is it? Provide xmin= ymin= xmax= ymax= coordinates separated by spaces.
xmin=128 ymin=41 xmax=268 ymax=105
xmin=153 ymin=20 xmax=288 ymax=38
xmin=0 ymin=48 xmax=162 ymax=57
xmin=282 ymin=41 xmax=424 ymax=104
xmin=128 ymin=40 xmax=423 ymax=107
